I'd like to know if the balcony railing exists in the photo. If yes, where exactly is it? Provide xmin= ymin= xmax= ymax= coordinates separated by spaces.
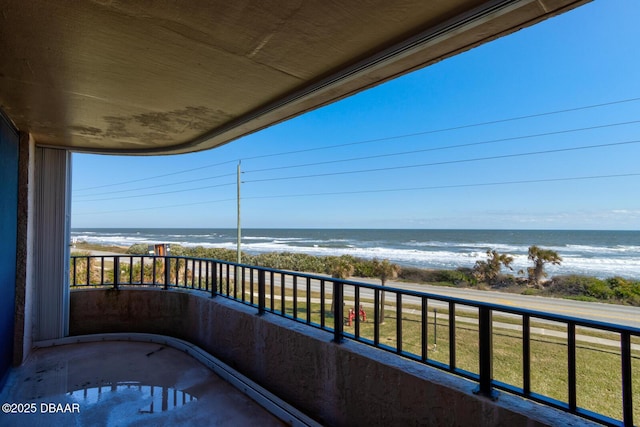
xmin=70 ymin=254 xmax=639 ymax=427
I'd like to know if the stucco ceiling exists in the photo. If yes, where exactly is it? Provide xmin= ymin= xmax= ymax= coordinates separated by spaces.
xmin=0 ymin=0 xmax=589 ymax=155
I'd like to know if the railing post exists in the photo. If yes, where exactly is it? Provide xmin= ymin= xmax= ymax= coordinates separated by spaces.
xmin=86 ymin=257 xmax=91 ymax=286
xmin=421 ymin=298 xmax=428 ymax=361
xmin=211 ymin=262 xmax=217 ymax=298
xmin=164 ymin=257 xmax=170 ymax=290
xmin=474 ymin=306 xmax=497 ymax=399
xmin=113 ymin=257 xmax=120 ymax=290
xmin=568 ymin=322 xmax=577 ymax=412
xmin=270 ymin=271 xmax=274 ymax=311
xmin=72 ymin=257 xmax=77 ymax=287
xmin=449 ymin=302 xmax=456 ymax=370
xmin=396 ymin=293 xmax=403 ymax=354
xmin=523 ymin=314 xmax=531 ymax=396
xmin=621 ymin=332 xmax=633 ymax=427
xmin=152 ymin=256 xmax=157 ymax=285
xmin=320 ymin=280 xmax=326 ymax=328
xmin=333 ymin=280 xmax=343 ymax=343
xmin=258 ymin=269 xmax=265 ymax=315
xmin=374 ymin=289 xmax=380 ymax=346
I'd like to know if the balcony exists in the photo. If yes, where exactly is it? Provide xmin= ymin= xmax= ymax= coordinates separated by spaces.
xmin=57 ymin=254 xmax=639 ymax=426
xmin=0 ymin=338 xmax=306 ymax=426
xmin=1 ymin=2 xmax=623 ymax=425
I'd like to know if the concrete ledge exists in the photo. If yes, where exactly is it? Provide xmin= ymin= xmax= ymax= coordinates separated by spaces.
xmin=69 ymin=288 xmax=597 ymax=426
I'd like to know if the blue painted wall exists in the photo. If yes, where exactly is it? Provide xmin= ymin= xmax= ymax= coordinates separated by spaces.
xmin=0 ymin=112 xmax=18 ymax=389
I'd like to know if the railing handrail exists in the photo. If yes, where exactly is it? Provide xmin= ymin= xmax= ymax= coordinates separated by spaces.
xmin=69 ymin=253 xmax=638 ymax=427
xmin=73 ymin=254 xmax=640 ymax=334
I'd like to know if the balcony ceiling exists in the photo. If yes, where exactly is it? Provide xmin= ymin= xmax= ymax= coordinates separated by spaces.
xmin=0 ymin=0 xmax=588 ymax=155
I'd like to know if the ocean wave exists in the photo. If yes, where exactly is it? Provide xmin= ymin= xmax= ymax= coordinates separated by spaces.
xmin=243 ymin=236 xmax=307 ymax=241
xmin=405 ymin=240 xmax=531 ymax=253
xmin=565 ymin=244 xmax=640 ymax=254
xmin=71 ymin=229 xmax=640 ymax=279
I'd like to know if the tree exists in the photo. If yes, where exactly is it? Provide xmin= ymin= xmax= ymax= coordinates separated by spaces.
xmin=527 ymin=245 xmax=562 ymax=288
xmin=327 ymin=256 xmax=354 ymax=312
xmin=373 ymin=258 xmax=400 ymax=324
xmin=472 ymin=249 xmax=513 ymax=285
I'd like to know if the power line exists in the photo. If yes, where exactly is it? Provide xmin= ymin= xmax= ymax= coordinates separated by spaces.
xmin=243 ymin=120 xmax=640 ymax=174
xmin=72 ymin=172 xmax=640 ymax=215
xmin=74 ymin=171 xmax=236 ymax=198
xmin=72 ymin=96 xmax=640 ymax=191
xmin=75 ymin=138 xmax=640 ymax=200
xmin=73 ymin=159 xmax=237 ymax=192
xmin=75 ymin=181 xmax=235 ymax=202
xmin=238 ymin=96 xmax=640 ymax=161
xmin=73 ymin=198 xmax=237 ymax=215
xmin=242 ymin=172 xmax=640 ymax=200
xmin=244 ymin=139 xmax=640 ymax=184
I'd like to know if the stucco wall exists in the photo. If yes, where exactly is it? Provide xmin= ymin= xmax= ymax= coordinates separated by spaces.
xmin=69 ymin=288 xmax=594 ymax=426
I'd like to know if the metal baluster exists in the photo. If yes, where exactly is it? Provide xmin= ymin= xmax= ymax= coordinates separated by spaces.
xmin=374 ymin=289 xmax=380 ymax=346
xmin=86 ymin=257 xmax=91 ymax=286
xmin=621 ymin=332 xmax=634 ymax=426
xmin=72 ymin=257 xmax=77 ymax=287
xmin=270 ymin=271 xmax=274 ymax=311
xmin=293 ymin=276 xmax=298 ymax=319
xmin=568 ymin=322 xmax=577 ymax=412
xmin=152 ymin=256 xmax=157 ymax=285
xmin=449 ymin=302 xmax=456 ymax=371
xmin=523 ymin=315 xmax=531 ymax=395
xmin=306 ymin=277 xmax=311 ymax=324
xmin=421 ymin=297 xmax=428 ymax=362
xmin=114 ymin=257 xmax=120 ymax=290
xmin=333 ymin=280 xmax=343 ymax=343
xmin=396 ymin=293 xmax=402 ymax=354
xmin=164 ymin=257 xmax=170 ymax=290
xmin=280 ymin=273 xmax=285 ymax=315
xmin=319 ymin=280 xmax=325 ymax=328
xmin=258 ymin=269 xmax=265 ymax=315
xmin=354 ymin=286 xmax=360 ymax=339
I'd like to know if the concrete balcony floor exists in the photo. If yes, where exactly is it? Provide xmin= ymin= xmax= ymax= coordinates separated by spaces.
xmin=0 ymin=340 xmax=288 ymax=426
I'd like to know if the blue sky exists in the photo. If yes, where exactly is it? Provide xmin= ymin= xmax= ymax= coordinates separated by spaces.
xmin=72 ymin=0 xmax=640 ymax=230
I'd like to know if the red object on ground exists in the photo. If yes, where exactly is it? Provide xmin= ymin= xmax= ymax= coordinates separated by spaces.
xmin=347 ymin=306 xmax=367 ymax=326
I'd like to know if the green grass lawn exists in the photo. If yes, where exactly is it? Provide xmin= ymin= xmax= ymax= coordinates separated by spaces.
xmin=270 ymin=291 xmax=639 ymax=423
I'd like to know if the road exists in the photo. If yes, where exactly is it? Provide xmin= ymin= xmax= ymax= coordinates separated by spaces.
xmin=371 ymin=277 xmax=640 ymax=329
xmin=256 ymin=272 xmax=640 ymax=329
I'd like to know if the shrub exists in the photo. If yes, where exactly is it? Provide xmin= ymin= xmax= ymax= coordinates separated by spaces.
xmin=126 ymin=243 xmax=150 ymax=255
xmin=547 ymin=275 xmax=605 ymax=297
xmin=352 ymin=258 xmax=378 ymax=278
xmin=607 ymin=276 xmax=640 ymax=304
xmin=252 ymin=252 xmax=327 ymax=273
xmin=585 ymin=279 xmax=614 ymax=300
xmin=434 ymin=268 xmax=473 ymax=286
xmin=70 ymin=250 xmax=91 ymax=257
xmin=398 ymin=267 xmax=441 ymax=283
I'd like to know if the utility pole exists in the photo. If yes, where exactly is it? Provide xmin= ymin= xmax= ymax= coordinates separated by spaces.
xmin=237 ymin=161 xmax=241 ymax=264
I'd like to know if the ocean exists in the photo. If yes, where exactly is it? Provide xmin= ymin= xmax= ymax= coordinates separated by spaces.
xmin=70 ymin=228 xmax=640 ymax=280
